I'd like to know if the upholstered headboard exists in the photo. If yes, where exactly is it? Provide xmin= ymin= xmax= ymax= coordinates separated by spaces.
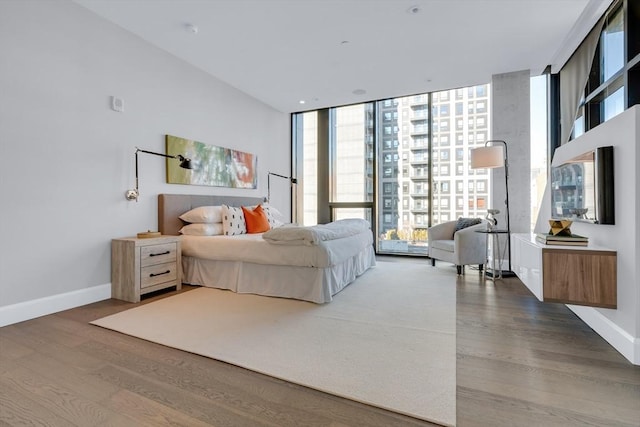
xmin=158 ymin=194 xmax=266 ymax=236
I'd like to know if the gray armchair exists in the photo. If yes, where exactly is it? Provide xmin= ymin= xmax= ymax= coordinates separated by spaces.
xmin=428 ymin=219 xmax=488 ymax=274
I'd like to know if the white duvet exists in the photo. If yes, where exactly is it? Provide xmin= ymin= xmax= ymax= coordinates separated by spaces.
xmin=262 ymin=218 xmax=371 ymax=245
xmin=181 ymin=227 xmax=373 ymax=269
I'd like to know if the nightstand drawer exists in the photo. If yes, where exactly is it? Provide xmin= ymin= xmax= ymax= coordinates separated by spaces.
xmin=141 ymin=262 xmax=178 ymax=289
xmin=141 ymin=243 xmax=177 ymax=267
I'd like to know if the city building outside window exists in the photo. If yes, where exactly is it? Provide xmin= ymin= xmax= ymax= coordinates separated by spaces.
xmin=293 ymin=83 xmax=492 ymax=256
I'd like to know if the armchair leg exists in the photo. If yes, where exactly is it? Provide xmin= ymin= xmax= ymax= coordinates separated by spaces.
xmin=456 ymin=265 xmax=463 ymax=275
xmin=431 ymin=258 xmax=435 ymax=267
xmin=479 ymin=264 xmax=483 ymax=272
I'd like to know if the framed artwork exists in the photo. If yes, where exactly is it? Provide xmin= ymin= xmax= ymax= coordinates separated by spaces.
xmin=165 ymin=134 xmax=257 ymax=189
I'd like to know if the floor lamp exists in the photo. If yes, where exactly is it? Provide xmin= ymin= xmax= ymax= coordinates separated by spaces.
xmin=470 ymin=140 xmax=514 ymax=276
xmin=267 ymin=172 xmax=297 ymax=202
xmin=125 ymin=147 xmax=193 ymax=201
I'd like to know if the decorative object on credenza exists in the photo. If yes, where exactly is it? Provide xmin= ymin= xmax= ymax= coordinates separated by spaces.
xmin=267 ymin=171 xmax=297 ymax=202
xmin=470 ymin=140 xmax=514 ymax=277
xmin=536 ymin=232 xmax=588 ymax=246
xmin=485 ymin=209 xmax=500 ymax=230
xmin=166 ymin=135 xmax=257 ymax=189
xmin=125 ymin=147 xmax=193 ymax=201
xmin=538 ymin=220 xmax=588 ymax=246
xmin=548 ymin=219 xmax=573 ymax=236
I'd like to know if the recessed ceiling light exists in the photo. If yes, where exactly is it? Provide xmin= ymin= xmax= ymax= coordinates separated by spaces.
xmin=406 ymin=5 xmax=420 ymax=14
xmin=352 ymin=89 xmax=366 ymax=95
xmin=185 ymin=23 xmax=199 ymax=34
xmin=299 ymin=100 xmax=306 ymax=104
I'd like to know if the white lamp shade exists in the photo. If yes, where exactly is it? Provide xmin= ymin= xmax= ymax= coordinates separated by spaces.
xmin=470 ymin=145 xmax=504 ymax=169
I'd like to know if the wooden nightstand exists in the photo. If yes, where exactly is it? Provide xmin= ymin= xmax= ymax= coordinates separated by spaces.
xmin=111 ymin=235 xmax=182 ymax=303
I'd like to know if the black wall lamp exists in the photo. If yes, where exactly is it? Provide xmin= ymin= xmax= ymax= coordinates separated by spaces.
xmin=267 ymin=171 xmax=297 ymax=202
xmin=125 ymin=147 xmax=193 ymax=201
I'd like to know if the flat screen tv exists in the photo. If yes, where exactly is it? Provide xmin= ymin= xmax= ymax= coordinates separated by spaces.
xmin=550 ymin=146 xmax=614 ymax=225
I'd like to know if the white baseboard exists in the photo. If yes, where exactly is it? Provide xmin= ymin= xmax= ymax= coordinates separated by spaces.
xmin=0 ymin=284 xmax=111 ymax=327
xmin=567 ymin=304 xmax=639 ymax=365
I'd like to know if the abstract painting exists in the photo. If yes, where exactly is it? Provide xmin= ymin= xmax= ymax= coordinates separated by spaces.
xmin=165 ymin=135 xmax=257 ymax=189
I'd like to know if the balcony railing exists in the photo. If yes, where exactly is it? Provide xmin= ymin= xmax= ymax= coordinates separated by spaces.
xmin=409 ymin=174 xmax=429 ymax=180
xmin=409 ymin=95 xmax=428 ymax=105
xmin=410 ymin=158 xmax=428 ymax=165
xmin=410 ymin=110 xmax=429 ymax=121
xmin=410 ymin=140 xmax=428 ymax=149
xmin=410 ymin=126 xmax=429 ymax=135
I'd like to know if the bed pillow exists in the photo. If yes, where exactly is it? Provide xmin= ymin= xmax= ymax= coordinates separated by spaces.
xmin=262 ymin=203 xmax=285 ymax=228
xmin=179 ymin=206 xmax=223 ymax=224
xmin=179 ymin=223 xmax=223 ymax=236
xmin=221 ymin=205 xmax=247 ymax=236
xmin=242 ymin=204 xmax=271 ymax=233
xmin=454 ymin=217 xmax=482 ymax=233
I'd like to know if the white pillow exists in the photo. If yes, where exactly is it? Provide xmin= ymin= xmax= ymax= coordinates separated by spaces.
xmin=179 ymin=223 xmax=223 ymax=236
xmin=262 ymin=203 xmax=285 ymax=228
xmin=221 ymin=205 xmax=247 ymax=236
xmin=179 ymin=206 xmax=223 ymax=224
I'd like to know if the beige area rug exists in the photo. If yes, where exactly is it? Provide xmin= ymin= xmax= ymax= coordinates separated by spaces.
xmin=92 ymin=259 xmax=456 ymax=426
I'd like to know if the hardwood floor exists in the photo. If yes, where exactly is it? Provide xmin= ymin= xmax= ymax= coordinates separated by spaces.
xmin=0 ymin=284 xmax=435 ymax=427
xmin=456 ymin=272 xmax=640 ymax=427
xmin=1 ymin=257 xmax=639 ymax=426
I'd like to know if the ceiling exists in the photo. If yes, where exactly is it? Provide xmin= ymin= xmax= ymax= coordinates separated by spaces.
xmin=74 ymin=0 xmax=610 ymax=113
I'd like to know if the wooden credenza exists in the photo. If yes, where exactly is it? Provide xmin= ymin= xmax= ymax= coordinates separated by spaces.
xmin=511 ymin=233 xmax=616 ymax=308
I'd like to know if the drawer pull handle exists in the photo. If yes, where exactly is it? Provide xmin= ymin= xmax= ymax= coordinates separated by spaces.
xmin=149 ymin=270 xmax=171 ymax=277
xmin=149 ymin=251 xmax=170 ymax=257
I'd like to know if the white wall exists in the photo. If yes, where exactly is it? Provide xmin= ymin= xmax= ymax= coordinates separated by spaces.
xmin=0 ymin=1 xmax=289 ymax=322
xmin=535 ymin=106 xmax=640 ymax=364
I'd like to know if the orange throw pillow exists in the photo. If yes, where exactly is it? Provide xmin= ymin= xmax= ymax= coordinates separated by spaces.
xmin=242 ymin=204 xmax=270 ymax=233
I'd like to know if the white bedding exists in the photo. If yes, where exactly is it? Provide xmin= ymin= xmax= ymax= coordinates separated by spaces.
xmin=182 ymin=228 xmax=373 ymax=268
xmin=262 ymin=218 xmax=371 ymax=245
xmin=180 ymin=223 xmax=376 ymax=303
xmin=182 ymin=247 xmax=375 ymax=303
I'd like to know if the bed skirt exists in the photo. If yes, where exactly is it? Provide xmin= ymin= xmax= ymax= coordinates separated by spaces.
xmin=182 ymin=245 xmax=376 ymax=303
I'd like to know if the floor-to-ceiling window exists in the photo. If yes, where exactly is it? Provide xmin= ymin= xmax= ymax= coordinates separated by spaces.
xmin=293 ymin=83 xmax=492 ymax=256
xmin=570 ymin=1 xmax=638 ymax=140
xmin=377 ymin=95 xmax=429 ymax=254
xmin=530 ymin=74 xmax=548 ymax=231
xmin=373 ymin=85 xmax=491 ymax=255
xmin=330 ymin=104 xmax=374 ymax=222
xmin=431 ymin=85 xmax=491 ymax=226
xmin=292 ymin=111 xmax=318 ymax=226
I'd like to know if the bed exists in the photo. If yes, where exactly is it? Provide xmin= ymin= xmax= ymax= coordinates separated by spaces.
xmin=158 ymin=194 xmax=376 ymax=303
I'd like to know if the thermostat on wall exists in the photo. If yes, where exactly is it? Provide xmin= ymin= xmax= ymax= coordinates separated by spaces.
xmin=111 ymin=96 xmax=124 ymax=112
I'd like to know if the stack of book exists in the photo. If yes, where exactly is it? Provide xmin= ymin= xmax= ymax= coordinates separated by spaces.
xmin=535 ymin=233 xmax=589 ymax=246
